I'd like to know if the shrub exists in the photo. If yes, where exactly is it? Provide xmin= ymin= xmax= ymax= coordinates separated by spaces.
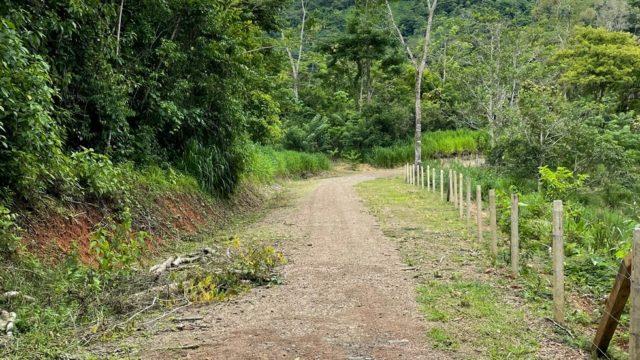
xmin=70 ymin=149 xmax=128 ymax=201
xmin=539 ymin=166 xmax=588 ymax=201
xmin=0 ymin=19 xmax=68 ymax=203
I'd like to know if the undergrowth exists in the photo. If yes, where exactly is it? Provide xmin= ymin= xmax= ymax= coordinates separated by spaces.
xmin=0 ymin=216 xmax=285 ymax=358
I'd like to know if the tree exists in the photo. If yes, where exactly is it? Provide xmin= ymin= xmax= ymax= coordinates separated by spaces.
xmin=282 ymin=0 xmax=307 ymax=100
xmin=556 ymin=26 xmax=640 ymax=107
xmin=385 ymin=0 xmax=439 ymax=166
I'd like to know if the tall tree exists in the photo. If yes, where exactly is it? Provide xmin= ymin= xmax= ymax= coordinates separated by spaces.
xmin=283 ymin=0 xmax=307 ymax=100
xmin=385 ymin=0 xmax=439 ymax=166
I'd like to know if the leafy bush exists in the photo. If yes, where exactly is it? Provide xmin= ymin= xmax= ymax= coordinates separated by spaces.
xmin=89 ymin=210 xmax=147 ymax=275
xmin=539 ymin=166 xmax=588 ymax=201
xmin=70 ymin=149 xmax=128 ymax=201
xmin=0 ymin=19 xmax=68 ymax=203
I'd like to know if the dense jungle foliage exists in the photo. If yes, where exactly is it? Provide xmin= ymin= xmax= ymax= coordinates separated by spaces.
xmin=4 ymin=0 xmax=638 ymax=210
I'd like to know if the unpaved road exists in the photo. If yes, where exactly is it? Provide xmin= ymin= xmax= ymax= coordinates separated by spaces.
xmin=139 ymin=172 xmax=446 ymax=359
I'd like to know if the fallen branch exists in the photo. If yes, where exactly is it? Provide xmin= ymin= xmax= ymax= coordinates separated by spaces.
xmin=149 ymin=248 xmax=218 ymax=276
xmin=154 ymin=343 xmax=201 ymax=351
xmin=544 ymin=317 xmax=575 ymax=338
xmin=140 ymin=300 xmax=191 ymax=329
xmin=82 ymin=297 xmax=159 ymax=346
xmin=150 ymin=257 xmax=175 ymax=277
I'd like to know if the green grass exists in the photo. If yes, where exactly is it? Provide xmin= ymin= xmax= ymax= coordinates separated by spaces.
xmin=356 ymin=178 xmax=543 ymax=358
xmin=244 ymin=144 xmax=331 ymax=184
xmin=419 ymin=280 xmax=537 ymax=357
xmin=367 ymin=129 xmax=488 ymax=168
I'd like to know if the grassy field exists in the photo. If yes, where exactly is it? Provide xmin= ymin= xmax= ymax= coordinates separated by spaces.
xmin=356 ymin=177 xmax=597 ymax=359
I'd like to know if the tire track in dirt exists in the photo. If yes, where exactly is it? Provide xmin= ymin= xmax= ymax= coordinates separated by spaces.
xmin=138 ymin=171 xmax=445 ymax=359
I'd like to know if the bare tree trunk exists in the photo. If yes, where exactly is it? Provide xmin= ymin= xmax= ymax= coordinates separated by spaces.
xmin=282 ymin=0 xmax=306 ymax=101
xmin=414 ymin=71 xmax=423 ymax=165
xmin=116 ymin=0 xmax=124 ymax=56
xmin=385 ymin=0 xmax=438 ymax=167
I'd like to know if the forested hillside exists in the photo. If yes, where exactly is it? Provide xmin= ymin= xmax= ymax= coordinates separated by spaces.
xmin=283 ymin=0 xmax=640 ymax=201
xmin=2 ymin=0 xmax=640 ymax=357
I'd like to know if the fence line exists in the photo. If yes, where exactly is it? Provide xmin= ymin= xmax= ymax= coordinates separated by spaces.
xmin=398 ymin=164 xmax=640 ymax=358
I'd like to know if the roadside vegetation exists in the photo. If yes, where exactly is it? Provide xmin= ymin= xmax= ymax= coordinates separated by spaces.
xmin=0 ymin=147 xmax=326 ymax=358
xmin=434 ymin=162 xmax=637 ymax=299
xmin=367 ymin=130 xmax=487 ymax=168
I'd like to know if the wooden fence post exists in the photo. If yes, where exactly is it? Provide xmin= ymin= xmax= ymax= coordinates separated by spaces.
xmin=592 ymin=254 xmax=633 ymax=357
xmin=631 ymin=227 xmax=640 ymax=359
xmin=427 ymin=165 xmax=430 ymax=190
xmin=432 ymin=168 xmax=436 ymax=192
xmin=511 ymin=194 xmax=519 ymax=277
xmin=411 ymin=164 xmax=415 ymax=185
xmin=405 ymin=163 xmax=408 ymax=183
xmin=489 ymin=189 xmax=497 ymax=258
xmin=476 ymin=185 xmax=483 ymax=243
xmin=466 ymin=179 xmax=471 ymax=239
xmin=448 ymin=169 xmax=453 ymax=203
xmin=440 ymin=170 xmax=444 ymax=201
xmin=453 ymin=171 xmax=460 ymax=208
xmin=459 ymin=173 xmax=464 ymax=219
xmin=453 ymin=171 xmax=458 ymax=208
xmin=553 ymin=200 xmax=564 ymax=324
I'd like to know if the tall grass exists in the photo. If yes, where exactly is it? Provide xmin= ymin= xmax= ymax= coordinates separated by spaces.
xmin=244 ymin=144 xmax=331 ymax=184
xmin=368 ymin=129 xmax=488 ymax=168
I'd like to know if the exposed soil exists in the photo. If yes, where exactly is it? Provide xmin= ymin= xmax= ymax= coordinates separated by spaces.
xmin=130 ymin=171 xmax=445 ymax=359
xmin=21 ymin=186 xmax=266 ymax=265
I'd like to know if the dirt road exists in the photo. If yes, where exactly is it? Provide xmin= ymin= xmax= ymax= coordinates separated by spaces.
xmin=140 ymin=172 xmax=444 ymax=359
